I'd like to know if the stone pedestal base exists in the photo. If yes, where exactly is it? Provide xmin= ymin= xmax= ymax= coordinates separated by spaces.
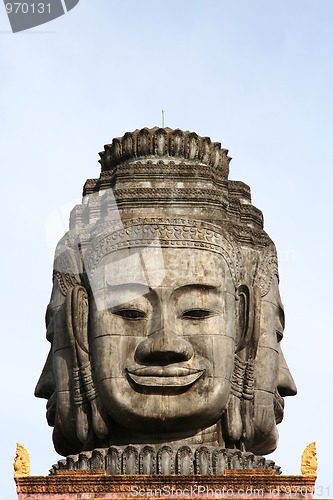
xmin=50 ymin=446 xmax=281 ymax=475
xmin=15 ymin=470 xmax=316 ymax=499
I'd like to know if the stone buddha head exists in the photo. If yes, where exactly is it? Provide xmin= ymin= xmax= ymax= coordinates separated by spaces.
xmin=35 ymin=127 xmax=296 ymax=457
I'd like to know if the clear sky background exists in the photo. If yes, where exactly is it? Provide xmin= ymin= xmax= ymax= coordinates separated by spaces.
xmin=1 ymin=1 xmax=332 ymax=498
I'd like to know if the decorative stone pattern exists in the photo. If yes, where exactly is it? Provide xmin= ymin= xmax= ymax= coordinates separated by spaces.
xmin=50 ymin=446 xmax=280 ymax=475
xmin=83 ymin=219 xmax=243 ymax=286
xmin=301 ymin=442 xmax=318 ymax=477
xmin=13 ymin=443 xmax=30 ymax=478
xmin=98 ymin=127 xmax=231 ymax=178
xmin=15 ymin=471 xmax=316 ymax=499
xmin=80 ymin=158 xmax=263 ymax=231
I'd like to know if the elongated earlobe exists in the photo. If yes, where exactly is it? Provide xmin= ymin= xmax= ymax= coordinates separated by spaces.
xmin=67 ymin=285 xmax=110 ymax=446
xmin=235 ymin=284 xmax=253 ymax=353
xmin=222 ymin=285 xmax=261 ymax=449
xmin=66 ymin=286 xmax=90 ymax=444
xmin=238 ymin=286 xmax=261 ymax=449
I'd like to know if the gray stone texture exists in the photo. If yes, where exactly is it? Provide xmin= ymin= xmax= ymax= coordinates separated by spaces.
xmin=50 ymin=445 xmax=281 ymax=475
xmin=35 ymin=127 xmax=296 ymax=471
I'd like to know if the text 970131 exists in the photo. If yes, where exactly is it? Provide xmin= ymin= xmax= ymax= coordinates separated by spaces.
xmin=5 ymin=3 xmax=51 ymax=14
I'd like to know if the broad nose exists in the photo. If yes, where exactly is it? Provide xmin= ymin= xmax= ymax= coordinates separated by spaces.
xmin=135 ymin=327 xmax=194 ymax=365
xmin=277 ymin=347 xmax=297 ymax=397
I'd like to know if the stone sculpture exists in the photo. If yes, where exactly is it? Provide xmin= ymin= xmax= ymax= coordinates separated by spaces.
xmin=35 ymin=127 xmax=296 ymax=474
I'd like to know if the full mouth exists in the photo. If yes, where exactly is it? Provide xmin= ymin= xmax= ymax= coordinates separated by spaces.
xmin=274 ymin=390 xmax=285 ymax=424
xmin=126 ymin=366 xmax=205 ymax=388
xmin=46 ymin=392 xmax=56 ymax=425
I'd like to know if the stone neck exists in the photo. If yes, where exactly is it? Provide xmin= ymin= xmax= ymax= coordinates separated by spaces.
xmin=106 ymin=421 xmax=225 ymax=447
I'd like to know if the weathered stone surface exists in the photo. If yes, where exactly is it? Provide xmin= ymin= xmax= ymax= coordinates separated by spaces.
xmin=16 ymin=471 xmax=316 ymax=499
xmin=50 ymin=445 xmax=281 ymax=475
xmin=35 ymin=127 xmax=296 ymax=468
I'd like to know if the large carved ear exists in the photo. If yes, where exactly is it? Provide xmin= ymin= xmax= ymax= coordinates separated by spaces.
xmin=67 ymin=286 xmax=110 ymax=446
xmin=235 ymin=284 xmax=253 ymax=353
xmin=66 ymin=286 xmax=91 ymax=444
xmin=222 ymin=284 xmax=253 ymax=447
xmin=227 ymin=285 xmax=261 ymax=449
xmin=235 ymin=284 xmax=262 ymax=357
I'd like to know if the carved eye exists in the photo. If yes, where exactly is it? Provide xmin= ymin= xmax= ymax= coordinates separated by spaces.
xmin=277 ymin=307 xmax=285 ymax=342
xmin=113 ymin=309 xmax=146 ymax=320
xmin=182 ymin=309 xmax=213 ymax=320
xmin=276 ymin=331 xmax=283 ymax=343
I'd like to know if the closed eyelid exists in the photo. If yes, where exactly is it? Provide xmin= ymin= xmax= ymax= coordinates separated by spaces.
xmin=112 ymin=308 xmax=147 ymax=320
xmin=181 ymin=308 xmax=217 ymax=319
xmin=180 ymin=284 xmax=219 ymax=291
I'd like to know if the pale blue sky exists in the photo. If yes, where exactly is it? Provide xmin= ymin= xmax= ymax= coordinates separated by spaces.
xmin=1 ymin=1 xmax=333 ymax=498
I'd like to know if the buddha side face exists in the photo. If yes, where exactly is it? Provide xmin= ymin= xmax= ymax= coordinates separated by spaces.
xmin=249 ymin=276 xmax=297 ymax=454
xmin=88 ymin=247 xmax=238 ymax=439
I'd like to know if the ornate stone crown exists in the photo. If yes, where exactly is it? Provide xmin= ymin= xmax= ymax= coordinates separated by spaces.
xmin=74 ymin=127 xmax=264 ymax=232
xmin=99 ymin=126 xmax=231 ymax=176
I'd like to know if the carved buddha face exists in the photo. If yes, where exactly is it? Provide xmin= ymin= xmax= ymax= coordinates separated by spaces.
xmin=249 ymin=276 xmax=297 ymax=454
xmin=88 ymin=246 xmax=241 ymax=439
xmin=35 ymin=239 xmax=297 ymax=455
xmin=35 ymin=126 xmax=298 ymax=458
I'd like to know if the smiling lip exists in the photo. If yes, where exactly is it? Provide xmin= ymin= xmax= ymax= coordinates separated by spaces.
xmin=126 ymin=367 xmax=204 ymax=388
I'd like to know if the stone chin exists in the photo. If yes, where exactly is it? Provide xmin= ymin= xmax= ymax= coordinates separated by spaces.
xmin=95 ymin=373 xmax=232 ymax=436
